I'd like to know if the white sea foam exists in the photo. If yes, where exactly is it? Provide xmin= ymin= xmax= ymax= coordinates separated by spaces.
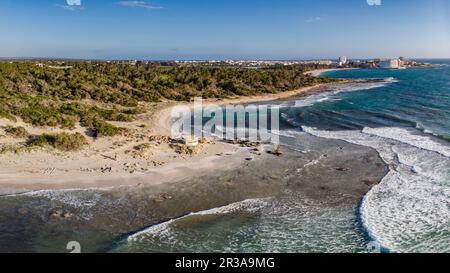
xmin=120 ymin=194 xmax=371 ymax=253
xmin=293 ymin=78 xmax=395 ymax=109
xmin=302 ymin=126 xmax=450 ymax=253
xmin=127 ymin=198 xmax=269 ymax=242
xmin=3 ymin=188 xmax=115 ymax=220
xmin=7 ymin=187 xmax=111 ymax=208
xmin=362 ymin=127 xmax=450 ymax=157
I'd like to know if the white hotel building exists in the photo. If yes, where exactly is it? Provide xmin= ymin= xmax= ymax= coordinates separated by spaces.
xmin=379 ymin=59 xmax=403 ymax=69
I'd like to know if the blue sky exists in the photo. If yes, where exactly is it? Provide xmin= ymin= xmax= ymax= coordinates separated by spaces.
xmin=0 ymin=0 xmax=449 ymax=60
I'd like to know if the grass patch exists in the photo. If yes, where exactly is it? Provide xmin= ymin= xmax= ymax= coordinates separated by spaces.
xmin=3 ymin=126 xmax=29 ymax=138
xmin=0 ymin=144 xmax=28 ymax=154
xmin=80 ymin=115 xmax=123 ymax=137
xmin=0 ymin=108 xmax=17 ymax=122
xmin=30 ymin=132 xmax=88 ymax=151
xmin=90 ymin=120 xmax=123 ymax=137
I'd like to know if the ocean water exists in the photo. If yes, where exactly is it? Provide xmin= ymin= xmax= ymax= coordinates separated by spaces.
xmin=299 ymin=61 xmax=450 ymax=252
xmin=118 ymin=60 xmax=450 ymax=253
xmin=115 ymin=196 xmax=371 ymax=253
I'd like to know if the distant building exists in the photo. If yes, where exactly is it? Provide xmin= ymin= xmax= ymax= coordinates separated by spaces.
xmin=379 ymin=59 xmax=402 ymax=69
xmin=338 ymin=56 xmax=348 ymax=66
xmin=318 ymin=60 xmax=333 ymax=65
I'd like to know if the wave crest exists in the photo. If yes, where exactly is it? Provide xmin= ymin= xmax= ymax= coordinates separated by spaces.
xmin=302 ymin=126 xmax=450 ymax=253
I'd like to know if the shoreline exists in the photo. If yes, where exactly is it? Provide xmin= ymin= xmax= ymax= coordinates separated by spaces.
xmin=305 ymin=68 xmax=359 ymax=77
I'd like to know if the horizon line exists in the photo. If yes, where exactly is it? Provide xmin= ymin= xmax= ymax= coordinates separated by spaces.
xmin=1 ymin=56 xmax=450 ymax=62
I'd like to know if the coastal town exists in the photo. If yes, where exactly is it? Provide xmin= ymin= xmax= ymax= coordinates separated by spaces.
xmin=170 ymin=56 xmax=431 ymax=69
xmin=2 ymin=56 xmax=433 ymax=72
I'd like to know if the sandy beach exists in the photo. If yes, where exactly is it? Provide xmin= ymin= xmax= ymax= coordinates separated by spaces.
xmin=305 ymin=68 xmax=358 ymax=77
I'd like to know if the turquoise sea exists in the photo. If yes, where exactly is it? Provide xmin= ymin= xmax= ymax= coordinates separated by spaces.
xmin=119 ymin=60 xmax=450 ymax=253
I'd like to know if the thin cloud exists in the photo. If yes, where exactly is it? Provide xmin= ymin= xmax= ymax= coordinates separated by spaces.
xmin=58 ymin=0 xmax=83 ymax=11
xmin=67 ymin=0 xmax=81 ymax=5
xmin=119 ymin=1 xmax=163 ymax=10
xmin=306 ymin=16 xmax=322 ymax=23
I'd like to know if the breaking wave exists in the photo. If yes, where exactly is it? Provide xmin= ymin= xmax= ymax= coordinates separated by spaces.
xmin=127 ymin=199 xmax=270 ymax=243
xmin=302 ymin=126 xmax=450 ymax=253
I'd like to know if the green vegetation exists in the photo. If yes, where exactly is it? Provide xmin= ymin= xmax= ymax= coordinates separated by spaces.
xmin=0 ymin=61 xmax=337 ymax=136
xmin=0 ymin=144 xmax=26 ymax=154
xmin=30 ymin=132 xmax=88 ymax=151
xmin=81 ymin=116 xmax=123 ymax=137
xmin=3 ymin=126 xmax=29 ymax=138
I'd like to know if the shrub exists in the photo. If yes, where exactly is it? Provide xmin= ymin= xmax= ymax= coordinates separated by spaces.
xmin=0 ymin=108 xmax=17 ymax=122
xmin=91 ymin=120 xmax=123 ymax=137
xmin=0 ymin=144 xmax=27 ymax=154
xmin=30 ymin=132 xmax=88 ymax=151
xmin=3 ymin=126 xmax=29 ymax=138
xmin=81 ymin=115 xmax=123 ymax=137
